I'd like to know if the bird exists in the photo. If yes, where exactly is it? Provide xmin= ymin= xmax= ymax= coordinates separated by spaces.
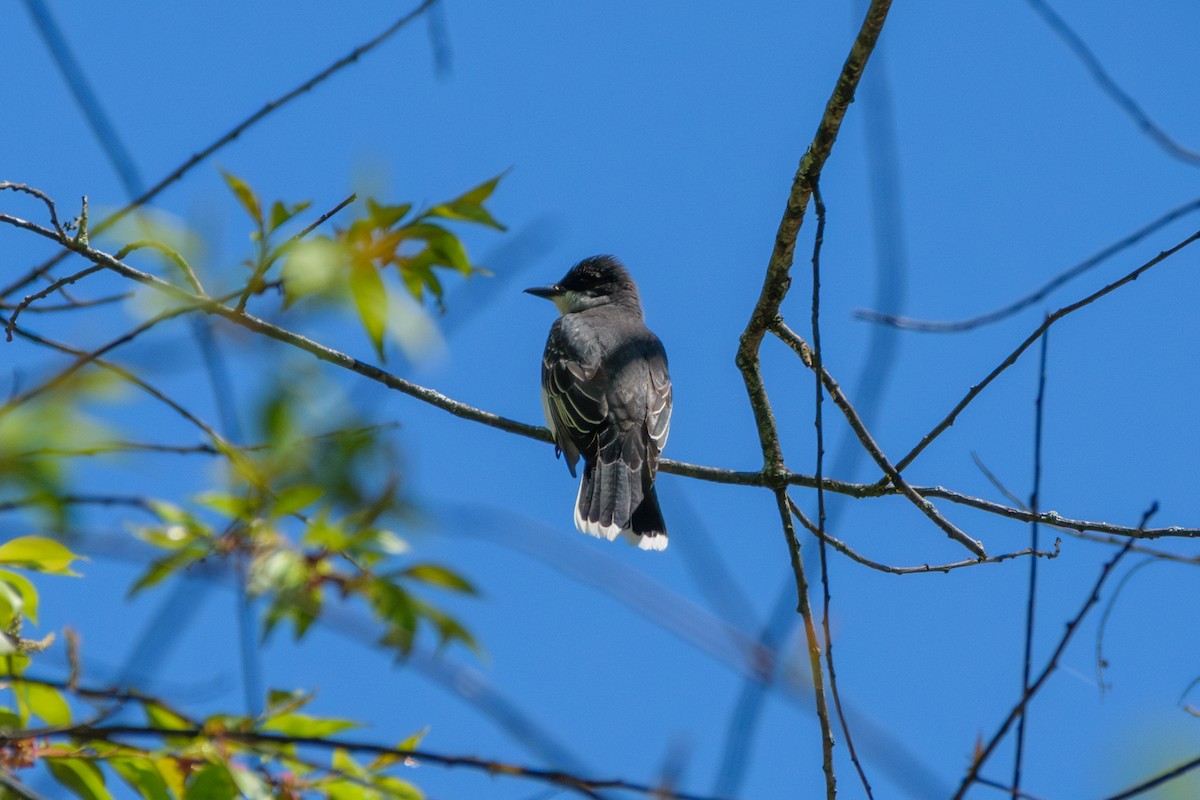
xmin=525 ymin=255 xmax=672 ymax=551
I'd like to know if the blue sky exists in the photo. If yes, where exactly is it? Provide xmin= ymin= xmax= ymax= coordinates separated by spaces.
xmin=5 ymin=1 xmax=1200 ymax=798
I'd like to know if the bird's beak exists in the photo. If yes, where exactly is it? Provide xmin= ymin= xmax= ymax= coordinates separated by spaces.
xmin=524 ymin=284 xmax=563 ymax=299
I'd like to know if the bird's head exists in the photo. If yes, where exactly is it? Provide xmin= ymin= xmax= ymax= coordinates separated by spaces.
xmin=525 ymin=255 xmax=640 ymax=314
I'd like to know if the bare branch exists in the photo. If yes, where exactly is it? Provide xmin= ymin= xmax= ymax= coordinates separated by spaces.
xmin=1 ymin=0 xmax=440 ymax=300
xmin=0 ymin=181 xmax=63 ymax=235
xmin=1 ymin=723 xmax=724 ymax=800
xmin=952 ymin=504 xmax=1156 ymax=799
xmin=736 ymin=0 xmax=893 ymax=476
xmin=890 ymin=228 xmax=1200 ymax=478
xmin=789 ymin=498 xmax=1060 ymax=575
xmin=1024 ymin=0 xmax=1200 ymax=166
xmin=855 ymin=195 xmax=1200 ymax=331
xmin=773 ymin=320 xmax=986 ymax=557
xmin=1104 ymin=753 xmax=1200 ymax=799
xmin=1013 ymin=325 xmax=1051 ymax=796
xmin=776 ymin=493 xmax=837 ymax=798
xmin=809 ymin=185 xmax=872 ymax=797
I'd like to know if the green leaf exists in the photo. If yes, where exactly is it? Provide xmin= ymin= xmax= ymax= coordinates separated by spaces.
xmin=144 ymin=700 xmax=193 ymax=732
xmin=229 ymin=765 xmax=273 ymax=800
xmin=401 ymin=564 xmax=476 ymax=595
xmin=0 ymin=572 xmax=30 ymax=625
xmin=424 ymin=172 xmax=508 ymax=231
xmin=264 ymin=688 xmax=314 ymax=718
xmin=273 ymin=484 xmax=325 ymax=518
xmin=0 ymin=536 xmax=82 ymax=575
xmin=269 ymin=199 xmax=312 ymax=233
xmin=221 ymin=171 xmax=263 ymax=228
xmin=404 ymin=224 xmax=471 ymax=274
xmin=184 ymin=762 xmax=237 ymax=800
xmin=261 ymin=712 xmax=359 ymax=738
xmin=349 ymin=263 xmax=389 ymax=359
xmin=326 ymin=781 xmax=376 ymax=800
xmin=421 ymin=603 xmax=479 ymax=654
xmin=0 ymin=708 xmax=22 ymax=730
xmin=128 ymin=547 xmax=208 ymax=596
xmin=371 ymin=775 xmax=423 ymax=800
xmin=369 ymin=726 xmax=428 ymax=770
xmin=18 ymin=681 xmax=71 ymax=726
xmin=0 ymin=570 xmax=38 ymax=623
xmin=46 ymin=757 xmax=113 ymax=800
xmin=192 ymin=491 xmax=252 ymax=519
xmin=332 ymin=747 xmax=366 ymax=778
xmin=366 ymin=199 xmax=412 ymax=229
xmin=110 ymin=757 xmax=172 ymax=800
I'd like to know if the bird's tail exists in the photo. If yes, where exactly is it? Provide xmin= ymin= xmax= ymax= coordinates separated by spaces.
xmin=574 ymin=462 xmax=667 ymax=551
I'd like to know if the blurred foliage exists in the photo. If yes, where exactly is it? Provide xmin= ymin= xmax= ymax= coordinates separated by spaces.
xmin=0 ymin=373 xmax=117 ymax=529
xmin=0 ymin=167 xmax=504 ymax=799
xmin=220 ymin=169 xmax=505 ymax=358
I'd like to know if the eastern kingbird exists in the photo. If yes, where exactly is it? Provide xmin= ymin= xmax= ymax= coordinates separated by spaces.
xmin=526 ymin=256 xmax=672 ymax=551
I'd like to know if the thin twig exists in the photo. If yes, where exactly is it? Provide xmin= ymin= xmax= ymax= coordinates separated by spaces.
xmin=971 ymin=451 xmax=1030 ymax=512
xmin=1013 ymin=325 xmax=1050 ymax=797
xmin=5 ymin=264 xmax=105 ymax=340
xmin=0 ymin=0 xmax=439 ymax=300
xmin=809 ymin=186 xmax=871 ymax=797
xmin=1024 ymin=0 xmax=1200 ymax=166
xmin=117 ymin=240 xmax=205 ymax=294
xmin=952 ymin=504 xmax=1157 ymax=799
xmin=1103 ymin=753 xmax=1200 ymax=799
xmin=736 ymin=0 xmax=893 ymax=478
xmin=773 ymin=320 xmax=986 ymax=557
xmin=855 ymin=196 xmax=1200 ymax=331
xmin=788 ymin=498 xmax=1060 ymax=575
xmin=235 ymin=192 xmax=357 ymax=313
xmin=890 ymin=228 xmax=1200 ymax=480
xmin=776 ymin=494 xmax=836 ymax=799
xmin=4 ymin=315 xmax=222 ymax=446
xmin=6 ymin=211 xmax=1200 ymax=547
xmin=0 ymin=181 xmax=63 ymax=235
xmin=1094 ymin=556 xmax=1159 ymax=696
xmin=1 ymin=723 xmax=722 ymax=800
xmin=0 ymin=292 xmax=131 ymax=313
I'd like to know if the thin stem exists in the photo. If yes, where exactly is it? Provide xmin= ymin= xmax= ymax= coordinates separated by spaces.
xmin=952 ymin=504 xmax=1157 ymax=799
xmin=1012 ymin=325 xmax=1050 ymax=797
xmin=776 ymin=493 xmax=836 ymax=798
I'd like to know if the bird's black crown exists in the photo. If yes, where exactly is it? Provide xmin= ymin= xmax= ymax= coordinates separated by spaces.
xmin=558 ymin=255 xmax=634 ymax=294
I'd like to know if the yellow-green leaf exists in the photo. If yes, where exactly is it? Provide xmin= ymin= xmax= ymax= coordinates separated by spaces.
xmin=273 ymin=485 xmax=325 ymax=518
xmin=0 ymin=536 xmax=82 ymax=575
xmin=349 ymin=263 xmax=388 ymax=359
xmin=110 ymin=757 xmax=172 ymax=800
xmin=184 ymin=762 xmax=237 ymax=800
xmin=18 ymin=681 xmax=71 ymax=726
xmin=221 ymin=171 xmax=263 ymax=228
xmin=261 ymin=712 xmax=359 ymax=738
xmin=401 ymin=564 xmax=475 ymax=594
xmin=46 ymin=757 xmax=113 ymax=800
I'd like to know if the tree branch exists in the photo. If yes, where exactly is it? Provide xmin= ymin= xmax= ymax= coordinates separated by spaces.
xmin=0 ymin=723 xmax=724 ymax=800
xmin=1 ymin=0 xmax=440 ymax=299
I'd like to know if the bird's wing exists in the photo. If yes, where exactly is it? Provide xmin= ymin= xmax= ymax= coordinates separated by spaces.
xmin=541 ymin=327 xmax=608 ymax=477
xmin=644 ymin=342 xmax=672 ymax=468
